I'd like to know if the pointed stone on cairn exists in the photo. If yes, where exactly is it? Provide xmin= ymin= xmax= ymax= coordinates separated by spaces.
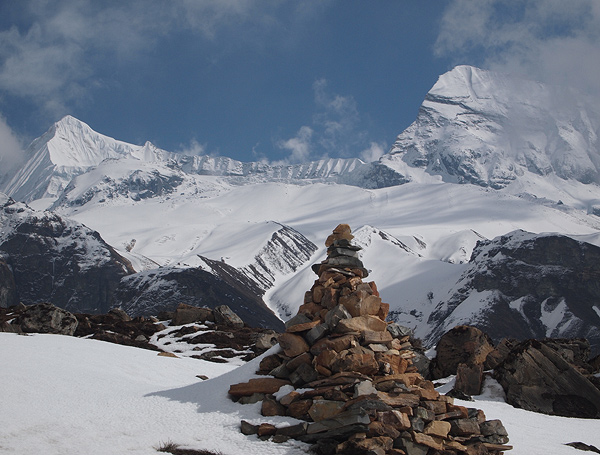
xmin=229 ymin=225 xmax=511 ymax=455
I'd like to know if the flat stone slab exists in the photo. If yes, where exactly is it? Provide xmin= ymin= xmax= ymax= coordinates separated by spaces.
xmin=228 ymin=378 xmax=291 ymax=397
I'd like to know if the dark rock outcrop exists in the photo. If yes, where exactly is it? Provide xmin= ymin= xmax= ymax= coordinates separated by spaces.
xmin=427 ymin=230 xmax=600 ymax=354
xmin=0 ymin=199 xmax=135 ymax=314
xmin=430 ymin=325 xmax=494 ymax=380
xmin=0 ymin=256 xmax=18 ymax=308
xmin=113 ymin=258 xmax=284 ymax=331
xmin=17 ymin=303 xmax=78 ymax=335
xmin=494 ymin=339 xmax=600 ymax=418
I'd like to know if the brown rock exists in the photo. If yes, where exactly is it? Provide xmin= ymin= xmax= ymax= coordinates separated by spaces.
xmin=377 ymin=302 xmax=390 ymax=320
xmin=421 ymin=400 xmax=447 ymax=415
xmin=262 ymin=395 xmax=286 ymax=416
xmin=315 ymin=348 xmax=339 ymax=369
xmin=373 ymin=373 xmax=422 ymax=387
xmin=376 ymin=391 xmax=420 ymax=408
xmin=337 ymin=436 xmax=393 ymax=455
xmin=308 ymin=400 xmax=346 ymax=421
xmin=286 ymin=320 xmax=320 ymax=333
xmin=287 ymin=399 xmax=313 ymax=419
xmin=367 ymin=421 xmax=401 ymax=439
xmin=339 ymin=292 xmax=381 ymax=317
xmin=424 ymin=420 xmax=451 ymax=438
xmin=312 ymin=285 xmax=325 ymax=303
xmin=412 ymin=432 xmax=444 ymax=450
xmin=257 ymin=423 xmax=277 ymax=437
xmin=286 ymin=351 xmax=313 ymax=371
xmin=430 ymin=325 xmax=495 ymax=379
xmin=279 ymin=391 xmax=300 ymax=406
xmin=310 ymin=333 xmax=358 ymax=355
xmin=377 ymin=410 xmax=411 ymax=430
xmin=278 ymin=332 xmax=309 ymax=357
xmin=298 ymin=302 xmax=323 ymax=316
xmin=336 ymin=315 xmax=387 ymax=333
xmin=171 ymin=303 xmax=214 ymax=325
xmin=332 ymin=347 xmax=379 ymax=375
xmin=228 ymin=378 xmax=291 ymax=397
xmin=362 ymin=330 xmax=393 ymax=344
xmin=320 ymin=287 xmax=339 ymax=309
xmin=449 ymin=418 xmax=481 ymax=436
xmin=455 ymin=362 xmax=484 ymax=396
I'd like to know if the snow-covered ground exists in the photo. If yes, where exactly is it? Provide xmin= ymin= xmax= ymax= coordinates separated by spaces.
xmin=1 ymin=332 xmax=598 ymax=455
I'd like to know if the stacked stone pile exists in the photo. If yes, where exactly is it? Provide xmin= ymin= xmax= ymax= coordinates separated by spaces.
xmin=229 ymin=225 xmax=511 ymax=455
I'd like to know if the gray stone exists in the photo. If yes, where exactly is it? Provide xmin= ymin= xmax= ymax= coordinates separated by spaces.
xmin=214 ymin=305 xmax=244 ymax=328
xmin=238 ymin=393 xmax=265 ymax=404
xmin=289 ymin=363 xmax=319 ymax=387
xmin=285 ymin=313 xmax=312 ymax=329
xmin=306 ymin=409 xmax=370 ymax=434
xmin=18 ymin=303 xmax=78 ymax=335
xmin=410 ymin=417 xmax=425 ymax=432
xmin=255 ymin=331 xmax=278 ymax=350
xmin=324 ymin=304 xmax=352 ymax=330
xmin=354 ymin=380 xmax=378 ymax=397
xmin=240 ymin=420 xmax=258 ymax=435
xmin=305 ymin=323 xmax=329 ymax=345
xmin=275 ymin=422 xmax=309 ymax=438
xmin=108 ymin=307 xmax=131 ymax=321
xmin=387 ymin=323 xmax=412 ymax=339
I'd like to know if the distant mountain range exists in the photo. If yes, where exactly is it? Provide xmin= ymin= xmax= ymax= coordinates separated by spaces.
xmin=2 ymin=65 xmax=600 ymax=351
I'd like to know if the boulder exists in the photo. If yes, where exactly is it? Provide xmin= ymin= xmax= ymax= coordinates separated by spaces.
xmin=430 ymin=325 xmax=495 ymax=379
xmin=17 ymin=303 xmax=78 ymax=335
xmin=214 ymin=304 xmax=244 ymax=328
xmin=494 ymin=339 xmax=600 ymax=418
xmin=171 ymin=303 xmax=214 ymax=325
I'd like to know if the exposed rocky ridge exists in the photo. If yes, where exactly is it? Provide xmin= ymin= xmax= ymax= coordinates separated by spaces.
xmin=426 ymin=230 xmax=600 ymax=354
xmin=0 ymin=196 xmax=134 ymax=313
xmin=382 ymin=65 xmax=600 ymax=188
xmin=113 ymin=257 xmax=284 ymax=331
xmin=0 ymin=302 xmax=278 ymax=365
xmin=240 ymin=223 xmax=318 ymax=291
xmin=229 ymin=225 xmax=512 ymax=455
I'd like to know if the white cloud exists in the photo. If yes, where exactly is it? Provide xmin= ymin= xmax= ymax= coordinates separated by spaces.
xmin=276 ymin=78 xmax=375 ymax=163
xmin=360 ymin=142 xmax=386 ymax=163
xmin=0 ymin=0 xmax=308 ymax=119
xmin=178 ymin=139 xmax=207 ymax=156
xmin=0 ymin=114 xmax=25 ymax=179
xmin=277 ymin=125 xmax=313 ymax=164
xmin=435 ymin=0 xmax=600 ymax=98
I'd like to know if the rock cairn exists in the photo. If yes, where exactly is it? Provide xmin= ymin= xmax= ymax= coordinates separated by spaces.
xmin=229 ymin=224 xmax=511 ymax=455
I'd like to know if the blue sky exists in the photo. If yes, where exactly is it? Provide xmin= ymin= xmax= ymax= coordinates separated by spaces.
xmin=1 ymin=1 xmax=599 ymax=172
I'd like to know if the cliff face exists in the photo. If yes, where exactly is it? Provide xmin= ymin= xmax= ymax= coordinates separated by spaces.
xmin=0 ymin=196 xmax=134 ymax=313
xmin=426 ymin=230 xmax=600 ymax=353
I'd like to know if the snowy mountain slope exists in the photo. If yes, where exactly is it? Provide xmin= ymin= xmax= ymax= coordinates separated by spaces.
xmin=2 ymin=332 xmax=599 ymax=455
xmin=382 ymin=65 xmax=600 ymax=190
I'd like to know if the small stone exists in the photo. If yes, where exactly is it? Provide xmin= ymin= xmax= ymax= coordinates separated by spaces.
xmin=261 ymin=395 xmax=286 ymax=416
xmin=324 ymin=304 xmax=352 ymax=330
xmin=286 ymin=320 xmax=321 ymax=333
xmin=278 ymin=332 xmax=310 ymax=357
xmin=310 ymin=334 xmax=357 ymax=355
xmin=286 ymin=351 xmax=313 ymax=371
xmin=376 ymin=410 xmax=411 ymax=430
xmin=275 ymin=422 xmax=309 ymax=438
xmin=354 ymin=380 xmax=378 ymax=397
xmin=238 ymin=393 xmax=265 ymax=404
xmin=228 ymin=378 xmax=291 ymax=397
xmin=284 ymin=313 xmax=312 ymax=329
xmin=157 ymin=352 xmax=179 ymax=358
xmin=240 ymin=420 xmax=258 ymax=435
xmin=412 ymin=432 xmax=444 ymax=450
xmin=257 ymin=423 xmax=277 ymax=437
xmin=213 ymin=305 xmax=244 ymax=328
xmin=305 ymin=323 xmax=329 ymax=345
xmin=449 ymin=418 xmax=481 ymax=436
xmin=289 ymin=362 xmax=319 ymax=387
xmin=287 ymin=399 xmax=313 ymax=419
xmin=308 ymin=400 xmax=346 ymax=422
xmin=362 ymin=330 xmax=393 ymax=344
xmin=336 ymin=315 xmax=387 ymax=334
xmin=424 ymin=420 xmax=451 ymax=438
xmin=387 ymin=323 xmax=412 ymax=338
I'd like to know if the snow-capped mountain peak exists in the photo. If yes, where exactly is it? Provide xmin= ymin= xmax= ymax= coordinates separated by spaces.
xmin=382 ymin=65 xmax=600 ymax=189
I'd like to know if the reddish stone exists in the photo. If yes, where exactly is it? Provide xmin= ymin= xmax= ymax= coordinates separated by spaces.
xmin=257 ymin=423 xmax=277 ymax=437
xmin=287 ymin=399 xmax=313 ymax=419
xmin=286 ymin=320 xmax=320 ymax=333
xmin=261 ymin=395 xmax=286 ymax=416
xmin=278 ymin=332 xmax=309 ymax=357
xmin=368 ymin=281 xmax=379 ymax=297
xmin=228 ymin=378 xmax=291 ymax=397
xmin=377 ymin=302 xmax=390 ymax=320
xmin=336 ymin=315 xmax=387 ymax=333
xmin=310 ymin=334 xmax=357 ymax=355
